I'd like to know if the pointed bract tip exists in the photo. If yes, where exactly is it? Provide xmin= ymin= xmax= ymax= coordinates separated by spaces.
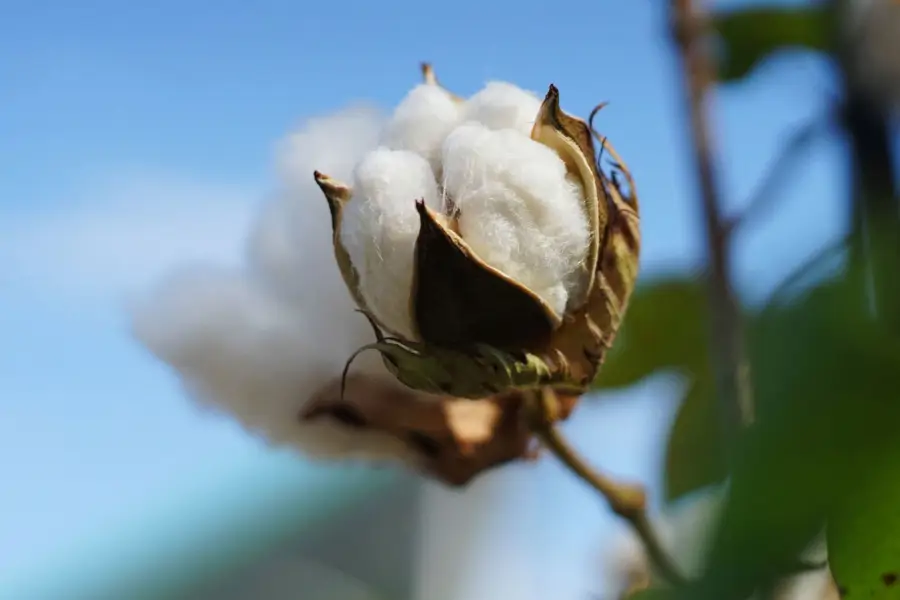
xmin=420 ymin=62 xmax=437 ymax=85
xmin=414 ymin=199 xmax=441 ymax=234
xmin=313 ymin=170 xmax=352 ymax=201
xmin=542 ymin=85 xmax=561 ymax=110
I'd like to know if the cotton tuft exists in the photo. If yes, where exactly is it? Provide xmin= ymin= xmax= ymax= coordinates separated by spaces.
xmin=441 ymin=121 xmax=590 ymax=315
xmin=379 ymin=84 xmax=461 ymax=178
xmin=340 ymin=147 xmax=442 ymax=339
xmin=250 ymin=104 xmax=385 ymax=306
xmin=462 ymin=82 xmax=543 ymax=136
xmin=131 ymin=106 xmax=414 ymax=461
xmin=131 ymin=75 xmax=603 ymax=468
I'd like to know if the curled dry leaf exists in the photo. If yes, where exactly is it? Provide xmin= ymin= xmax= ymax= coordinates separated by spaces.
xmin=301 ymin=372 xmax=579 ymax=485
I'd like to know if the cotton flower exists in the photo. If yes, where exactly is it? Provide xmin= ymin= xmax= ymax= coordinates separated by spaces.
xmin=132 ymin=64 xmax=641 ymax=486
xmin=131 ymin=106 xmax=415 ymax=461
xmin=318 ymin=67 xmax=640 ymax=406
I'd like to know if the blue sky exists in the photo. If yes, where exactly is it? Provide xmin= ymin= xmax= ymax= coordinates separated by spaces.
xmin=0 ymin=0 xmax=850 ymax=597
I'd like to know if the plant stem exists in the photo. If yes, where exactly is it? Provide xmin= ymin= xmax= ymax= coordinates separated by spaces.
xmin=670 ymin=0 xmax=755 ymax=441
xmin=831 ymin=0 xmax=900 ymax=328
xmin=527 ymin=389 xmax=687 ymax=586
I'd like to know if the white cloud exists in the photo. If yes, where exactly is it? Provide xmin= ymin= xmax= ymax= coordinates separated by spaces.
xmin=0 ymin=172 xmax=259 ymax=303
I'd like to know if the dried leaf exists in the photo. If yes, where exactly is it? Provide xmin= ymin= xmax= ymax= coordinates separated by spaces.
xmin=539 ymin=141 xmax=641 ymax=389
xmin=314 ymin=170 xmax=380 ymax=328
xmin=531 ymin=84 xmax=606 ymax=311
xmin=411 ymin=200 xmax=560 ymax=350
xmin=301 ymin=373 xmax=579 ymax=485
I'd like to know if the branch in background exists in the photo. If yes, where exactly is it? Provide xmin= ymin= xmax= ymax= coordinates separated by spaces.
xmin=526 ymin=388 xmax=688 ymax=587
xmin=832 ymin=0 xmax=900 ymax=327
xmin=841 ymin=82 xmax=899 ymax=328
xmin=724 ymin=116 xmax=833 ymax=236
xmin=669 ymin=0 xmax=755 ymax=441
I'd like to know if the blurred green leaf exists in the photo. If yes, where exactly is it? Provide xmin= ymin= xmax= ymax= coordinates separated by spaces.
xmin=692 ymin=279 xmax=900 ymax=600
xmin=714 ymin=6 xmax=831 ymax=82
xmin=594 ymin=278 xmax=708 ymax=390
xmin=628 ymin=589 xmax=676 ymax=600
xmin=828 ymin=438 xmax=900 ymax=599
xmin=664 ymin=375 xmax=726 ymax=503
xmin=593 ymin=277 xmax=727 ymax=503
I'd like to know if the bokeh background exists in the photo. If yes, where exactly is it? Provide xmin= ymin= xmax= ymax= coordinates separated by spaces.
xmin=0 ymin=0 xmax=857 ymax=598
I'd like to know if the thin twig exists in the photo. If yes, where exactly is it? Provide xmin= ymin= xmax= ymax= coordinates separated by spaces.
xmin=526 ymin=388 xmax=687 ymax=586
xmin=832 ymin=0 xmax=900 ymax=329
xmin=670 ymin=0 xmax=755 ymax=439
xmin=724 ymin=115 xmax=833 ymax=235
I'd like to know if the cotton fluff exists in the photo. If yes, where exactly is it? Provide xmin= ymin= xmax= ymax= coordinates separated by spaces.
xmin=379 ymin=84 xmax=461 ymax=178
xmin=340 ymin=147 xmax=442 ymax=340
xmin=131 ymin=107 xmax=417 ymax=462
xmin=462 ymin=81 xmax=543 ymax=137
xmin=250 ymin=104 xmax=385 ymax=306
xmin=441 ymin=121 xmax=590 ymax=316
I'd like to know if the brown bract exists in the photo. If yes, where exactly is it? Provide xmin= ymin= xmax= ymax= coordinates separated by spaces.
xmin=301 ymin=373 xmax=578 ymax=485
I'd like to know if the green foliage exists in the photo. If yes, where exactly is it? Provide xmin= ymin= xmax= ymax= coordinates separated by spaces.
xmin=663 ymin=376 xmax=724 ymax=504
xmin=829 ymin=438 xmax=900 ymax=599
xmin=595 ymin=278 xmax=709 ymax=390
xmin=690 ymin=278 xmax=900 ymax=599
xmin=593 ymin=278 xmax=727 ymax=503
xmin=713 ymin=5 xmax=831 ymax=82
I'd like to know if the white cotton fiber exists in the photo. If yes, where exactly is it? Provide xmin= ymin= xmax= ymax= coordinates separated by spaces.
xmin=131 ymin=266 xmax=412 ymax=460
xmin=379 ymin=84 xmax=461 ymax=178
xmin=441 ymin=121 xmax=590 ymax=316
xmin=250 ymin=104 xmax=385 ymax=306
xmin=340 ymin=147 xmax=442 ymax=339
xmin=130 ymin=106 xmax=419 ymax=462
xmin=462 ymin=82 xmax=543 ymax=137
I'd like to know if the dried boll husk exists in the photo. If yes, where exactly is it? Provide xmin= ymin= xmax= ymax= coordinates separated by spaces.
xmin=316 ymin=73 xmax=640 ymax=401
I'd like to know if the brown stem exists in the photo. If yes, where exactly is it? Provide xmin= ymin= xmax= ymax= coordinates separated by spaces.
xmin=526 ymin=388 xmax=688 ymax=586
xmin=670 ymin=0 xmax=755 ymax=441
xmin=828 ymin=0 xmax=900 ymax=327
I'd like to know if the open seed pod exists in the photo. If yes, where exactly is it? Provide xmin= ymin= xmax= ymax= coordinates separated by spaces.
xmin=315 ymin=68 xmax=640 ymax=402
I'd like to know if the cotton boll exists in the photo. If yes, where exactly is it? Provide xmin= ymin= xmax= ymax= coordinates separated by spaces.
xmin=340 ymin=148 xmax=441 ymax=339
xmin=250 ymin=105 xmax=385 ymax=307
xmin=379 ymin=84 xmax=461 ymax=178
xmin=131 ymin=105 xmax=429 ymax=463
xmin=462 ymin=82 xmax=543 ymax=136
xmin=131 ymin=265 xmax=411 ymax=460
xmin=441 ymin=122 xmax=590 ymax=316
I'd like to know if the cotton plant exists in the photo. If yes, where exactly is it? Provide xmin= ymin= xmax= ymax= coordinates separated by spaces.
xmin=132 ymin=63 xmax=640 ymax=485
